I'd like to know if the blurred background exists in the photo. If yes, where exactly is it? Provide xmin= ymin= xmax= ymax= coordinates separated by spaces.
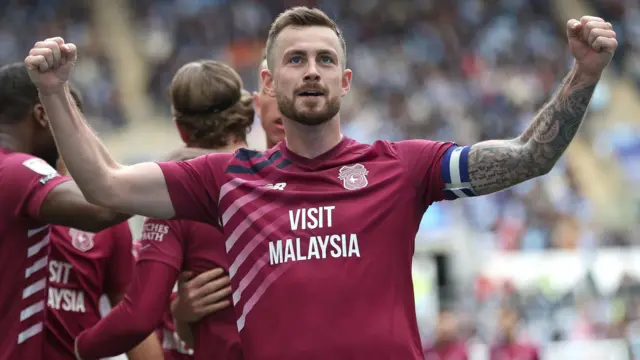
xmin=4 ymin=0 xmax=640 ymax=358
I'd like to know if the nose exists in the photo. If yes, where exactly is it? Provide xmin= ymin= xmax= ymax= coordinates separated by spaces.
xmin=303 ymin=62 xmax=320 ymax=82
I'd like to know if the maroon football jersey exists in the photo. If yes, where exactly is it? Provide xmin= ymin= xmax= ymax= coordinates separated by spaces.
xmin=44 ymin=222 xmax=134 ymax=359
xmin=0 ymin=149 xmax=71 ymax=360
xmin=489 ymin=342 xmax=540 ymax=360
xmin=138 ymin=218 xmax=241 ymax=360
xmin=423 ymin=341 xmax=469 ymax=360
xmin=157 ymin=137 xmax=460 ymax=359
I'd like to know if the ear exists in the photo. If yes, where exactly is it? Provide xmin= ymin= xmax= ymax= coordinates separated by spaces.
xmin=341 ymin=69 xmax=353 ymax=97
xmin=261 ymin=68 xmax=276 ymax=98
xmin=32 ymin=103 xmax=49 ymax=128
xmin=174 ymin=120 xmax=191 ymax=145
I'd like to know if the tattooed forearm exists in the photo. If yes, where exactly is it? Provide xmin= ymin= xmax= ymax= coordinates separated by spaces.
xmin=468 ymin=66 xmax=597 ymax=195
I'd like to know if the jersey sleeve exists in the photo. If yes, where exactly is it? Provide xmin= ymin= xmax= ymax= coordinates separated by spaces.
xmin=156 ymin=154 xmax=225 ymax=225
xmin=103 ymin=222 xmax=135 ymax=296
xmin=0 ymin=154 xmax=71 ymax=220
xmin=136 ymin=218 xmax=185 ymax=271
xmin=392 ymin=140 xmax=477 ymax=205
xmin=76 ymin=261 xmax=178 ymax=359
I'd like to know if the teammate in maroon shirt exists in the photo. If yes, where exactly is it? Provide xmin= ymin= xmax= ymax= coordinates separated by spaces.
xmin=70 ymin=60 xmax=251 ymax=360
xmin=423 ymin=311 xmax=469 ymax=360
xmin=29 ymin=9 xmax=617 ymax=360
xmin=46 ymin=163 xmax=163 ymax=360
xmin=167 ymin=56 xmax=289 ymax=355
xmin=489 ymin=307 xmax=540 ymax=360
xmin=44 ymin=87 xmax=162 ymax=360
xmin=0 ymin=63 xmax=128 ymax=360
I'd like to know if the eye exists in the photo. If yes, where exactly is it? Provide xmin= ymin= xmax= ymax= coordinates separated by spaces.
xmin=289 ymin=56 xmax=303 ymax=64
xmin=319 ymin=56 xmax=334 ymax=64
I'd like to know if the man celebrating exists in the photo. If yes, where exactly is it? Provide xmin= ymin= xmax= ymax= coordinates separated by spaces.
xmin=26 ymin=7 xmax=616 ymax=360
xmin=0 ymin=63 xmax=129 ymax=360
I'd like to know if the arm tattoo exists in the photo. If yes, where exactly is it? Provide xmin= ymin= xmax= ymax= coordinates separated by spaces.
xmin=468 ymin=67 xmax=597 ymax=195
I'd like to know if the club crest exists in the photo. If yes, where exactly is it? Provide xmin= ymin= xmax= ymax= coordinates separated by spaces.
xmin=69 ymin=228 xmax=95 ymax=252
xmin=338 ymin=164 xmax=369 ymax=190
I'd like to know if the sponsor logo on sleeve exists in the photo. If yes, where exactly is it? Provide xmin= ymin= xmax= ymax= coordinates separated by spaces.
xmin=22 ymin=158 xmax=61 ymax=185
xmin=22 ymin=158 xmax=58 ymax=176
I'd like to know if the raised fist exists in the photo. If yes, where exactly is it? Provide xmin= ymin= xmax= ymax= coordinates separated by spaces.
xmin=567 ymin=16 xmax=618 ymax=79
xmin=24 ymin=37 xmax=77 ymax=93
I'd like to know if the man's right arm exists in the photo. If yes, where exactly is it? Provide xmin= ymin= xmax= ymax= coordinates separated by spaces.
xmin=40 ymin=87 xmax=180 ymax=219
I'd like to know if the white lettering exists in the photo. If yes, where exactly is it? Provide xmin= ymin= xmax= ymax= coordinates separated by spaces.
xmin=268 ymin=240 xmax=283 ymax=265
xmin=348 ymin=234 xmax=361 ymax=257
xmin=317 ymin=236 xmax=329 ymax=259
xmin=48 ymin=260 xmax=73 ymax=284
xmin=47 ymin=288 xmax=86 ymax=313
xmin=308 ymin=237 xmax=320 ymax=260
xmin=330 ymin=234 xmax=342 ymax=257
xmin=295 ymin=238 xmax=307 ymax=261
xmin=268 ymin=234 xmax=360 ymax=265
xmin=288 ymin=206 xmax=336 ymax=231
xmin=307 ymin=208 xmax=318 ymax=229
xmin=140 ymin=224 xmax=169 ymax=242
xmin=284 ymin=240 xmax=296 ymax=263
xmin=289 ymin=209 xmax=301 ymax=231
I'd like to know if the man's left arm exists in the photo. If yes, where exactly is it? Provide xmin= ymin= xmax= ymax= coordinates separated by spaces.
xmin=104 ymin=225 xmax=164 ymax=360
xmin=107 ymin=293 xmax=164 ymax=360
xmin=466 ymin=65 xmax=595 ymax=195
xmin=465 ymin=16 xmax=617 ymax=196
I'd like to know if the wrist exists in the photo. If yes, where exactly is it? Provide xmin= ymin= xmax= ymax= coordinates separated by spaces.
xmin=572 ymin=64 xmax=602 ymax=85
xmin=37 ymin=83 xmax=69 ymax=97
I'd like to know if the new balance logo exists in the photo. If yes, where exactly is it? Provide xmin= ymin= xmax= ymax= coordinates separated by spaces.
xmin=264 ymin=183 xmax=287 ymax=191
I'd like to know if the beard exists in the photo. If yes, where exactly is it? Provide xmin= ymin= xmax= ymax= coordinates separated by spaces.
xmin=276 ymin=92 xmax=340 ymax=126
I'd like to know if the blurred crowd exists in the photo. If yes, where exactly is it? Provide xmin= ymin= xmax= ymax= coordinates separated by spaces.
xmin=0 ymin=0 xmax=634 ymax=250
xmin=587 ymin=0 xmax=640 ymax=88
xmin=422 ymin=278 xmax=640 ymax=357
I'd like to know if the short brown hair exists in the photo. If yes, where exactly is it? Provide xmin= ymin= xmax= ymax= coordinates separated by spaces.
xmin=265 ymin=7 xmax=347 ymax=69
xmin=170 ymin=60 xmax=253 ymax=148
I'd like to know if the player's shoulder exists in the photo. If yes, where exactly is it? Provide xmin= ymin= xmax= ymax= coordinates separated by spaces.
xmin=223 ymin=146 xmax=288 ymax=174
xmin=0 ymin=150 xmax=57 ymax=174
xmin=351 ymin=138 xmax=452 ymax=159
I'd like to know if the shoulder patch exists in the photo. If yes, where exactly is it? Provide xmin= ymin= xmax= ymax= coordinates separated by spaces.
xmin=22 ymin=158 xmax=59 ymax=176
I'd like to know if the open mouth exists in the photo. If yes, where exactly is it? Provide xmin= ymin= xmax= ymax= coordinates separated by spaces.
xmin=297 ymin=90 xmax=324 ymax=97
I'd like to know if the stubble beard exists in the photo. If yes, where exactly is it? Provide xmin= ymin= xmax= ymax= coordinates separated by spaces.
xmin=276 ymin=92 xmax=340 ymax=126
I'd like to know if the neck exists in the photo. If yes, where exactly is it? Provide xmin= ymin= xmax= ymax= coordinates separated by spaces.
xmin=0 ymin=129 xmax=27 ymax=153
xmin=266 ymin=138 xmax=278 ymax=149
xmin=283 ymin=116 xmax=342 ymax=158
xmin=502 ymin=332 xmax=515 ymax=344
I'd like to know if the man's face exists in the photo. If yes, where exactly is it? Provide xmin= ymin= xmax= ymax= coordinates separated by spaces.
xmin=262 ymin=26 xmax=352 ymax=126
xmin=31 ymin=104 xmax=59 ymax=168
xmin=255 ymin=84 xmax=285 ymax=148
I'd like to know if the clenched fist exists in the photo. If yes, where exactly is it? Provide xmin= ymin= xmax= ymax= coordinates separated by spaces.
xmin=567 ymin=16 xmax=618 ymax=79
xmin=24 ymin=37 xmax=77 ymax=93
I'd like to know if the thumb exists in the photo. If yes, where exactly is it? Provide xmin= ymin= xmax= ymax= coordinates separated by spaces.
xmin=566 ymin=19 xmax=582 ymax=39
xmin=178 ymin=271 xmax=195 ymax=287
xmin=61 ymin=44 xmax=77 ymax=63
